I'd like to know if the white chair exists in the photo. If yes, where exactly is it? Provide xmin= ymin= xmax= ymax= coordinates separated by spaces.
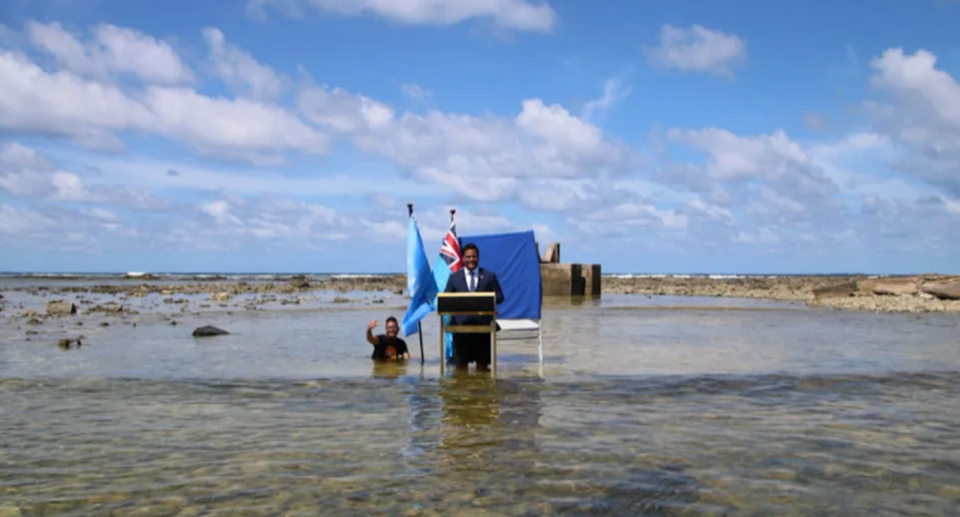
xmin=496 ymin=318 xmax=544 ymax=377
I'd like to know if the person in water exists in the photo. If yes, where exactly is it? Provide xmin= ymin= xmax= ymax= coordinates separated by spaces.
xmin=366 ymin=316 xmax=410 ymax=361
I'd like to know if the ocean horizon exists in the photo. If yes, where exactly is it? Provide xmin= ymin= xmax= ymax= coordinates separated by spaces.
xmin=0 ymin=271 xmax=927 ymax=280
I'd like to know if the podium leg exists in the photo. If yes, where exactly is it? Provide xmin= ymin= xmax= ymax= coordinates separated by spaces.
xmin=491 ymin=321 xmax=497 ymax=377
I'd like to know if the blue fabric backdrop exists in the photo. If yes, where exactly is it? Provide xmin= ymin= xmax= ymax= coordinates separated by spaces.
xmin=459 ymin=230 xmax=542 ymax=320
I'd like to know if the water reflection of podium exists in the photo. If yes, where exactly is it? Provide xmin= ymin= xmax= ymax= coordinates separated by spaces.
xmin=437 ymin=292 xmax=498 ymax=375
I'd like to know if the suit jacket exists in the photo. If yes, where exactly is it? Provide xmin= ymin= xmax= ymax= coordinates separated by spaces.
xmin=444 ymin=267 xmax=504 ymax=326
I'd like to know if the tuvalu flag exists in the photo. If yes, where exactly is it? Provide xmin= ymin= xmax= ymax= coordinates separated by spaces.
xmin=400 ymin=214 xmax=438 ymax=337
xmin=431 ymin=216 xmax=462 ymax=360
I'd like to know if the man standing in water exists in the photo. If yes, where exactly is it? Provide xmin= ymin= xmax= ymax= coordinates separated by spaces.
xmin=366 ymin=316 xmax=410 ymax=361
xmin=444 ymin=243 xmax=504 ymax=371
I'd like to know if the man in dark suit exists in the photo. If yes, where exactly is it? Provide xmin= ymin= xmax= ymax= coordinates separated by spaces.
xmin=444 ymin=243 xmax=504 ymax=371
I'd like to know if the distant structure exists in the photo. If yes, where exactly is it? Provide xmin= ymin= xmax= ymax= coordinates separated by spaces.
xmin=536 ymin=242 xmax=601 ymax=296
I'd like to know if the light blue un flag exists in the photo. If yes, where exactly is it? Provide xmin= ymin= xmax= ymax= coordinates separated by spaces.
xmin=401 ymin=215 xmax=438 ymax=337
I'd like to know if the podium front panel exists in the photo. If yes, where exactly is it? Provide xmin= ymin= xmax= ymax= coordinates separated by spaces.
xmin=437 ymin=292 xmax=496 ymax=315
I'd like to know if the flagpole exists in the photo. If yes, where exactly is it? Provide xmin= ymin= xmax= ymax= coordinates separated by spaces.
xmin=408 ymin=203 xmax=425 ymax=365
xmin=445 ymin=208 xmax=455 ymax=364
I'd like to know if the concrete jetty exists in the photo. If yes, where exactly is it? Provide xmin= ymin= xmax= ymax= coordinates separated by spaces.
xmin=538 ymin=242 xmax=601 ymax=296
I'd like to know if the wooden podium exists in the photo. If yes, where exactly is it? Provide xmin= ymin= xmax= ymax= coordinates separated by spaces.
xmin=437 ymin=292 xmax=498 ymax=375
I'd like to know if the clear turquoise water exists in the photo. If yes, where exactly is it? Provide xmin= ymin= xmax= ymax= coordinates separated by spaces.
xmin=2 ymin=288 xmax=960 ymax=516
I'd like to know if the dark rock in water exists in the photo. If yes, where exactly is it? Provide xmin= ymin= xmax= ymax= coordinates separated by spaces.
xmin=290 ymin=276 xmax=311 ymax=289
xmin=812 ymin=281 xmax=857 ymax=300
xmin=193 ymin=325 xmax=229 ymax=337
xmin=58 ymin=338 xmax=82 ymax=350
xmin=46 ymin=300 xmax=77 ymax=316
xmin=90 ymin=302 xmax=124 ymax=313
xmin=921 ymin=281 xmax=960 ymax=300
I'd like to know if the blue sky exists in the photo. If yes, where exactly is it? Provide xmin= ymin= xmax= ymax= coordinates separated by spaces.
xmin=1 ymin=0 xmax=959 ymax=274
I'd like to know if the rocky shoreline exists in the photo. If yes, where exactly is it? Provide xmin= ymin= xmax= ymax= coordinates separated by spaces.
xmin=12 ymin=274 xmax=409 ymax=296
xmin=2 ymin=274 xmax=960 ymax=315
xmin=603 ymin=274 xmax=960 ymax=313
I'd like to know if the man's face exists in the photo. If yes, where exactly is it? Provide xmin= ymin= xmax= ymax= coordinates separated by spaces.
xmin=385 ymin=320 xmax=399 ymax=337
xmin=462 ymin=248 xmax=479 ymax=271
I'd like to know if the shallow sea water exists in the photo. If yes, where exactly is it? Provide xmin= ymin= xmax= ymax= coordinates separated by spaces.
xmin=2 ymin=290 xmax=960 ymax=516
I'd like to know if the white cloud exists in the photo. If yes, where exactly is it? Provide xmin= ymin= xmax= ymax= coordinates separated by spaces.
xmin=26 ymin=21 xmax=194 ymax=85
xmin=687 ymin=198 xmax=736 ymax=226
xmin=852 ymin=195 xmax=960 ymax=256
xmin=516 ymin=99 xmax=604 ymax=154
xmin=0 ymin=204 xmax=56 ymax=235
xmin=0 ymin=142 xmax=168 ymax=210
xmin=299 ymin=82 xmax=632 ymax=204
xmin=517 ymin=179 xmax=596 ymax=212
xmin=733 ymin=227 xmax=780 ymax=246
xmin=0 ymin=202 xmax=142 ymax=252
xmin=805 ymin=132 xmax=937 ymax=202
xmin=363 ymin=196 xmax=548 ymax=245
xmin=531 ymin=223 xmax=559 ymax=246
xmin=298 ymin=85 xmax=395 ymax=134
xmin=418 ymin=207 xmax=520 ymax=244
xmin=642 ymin=126 xmax=857 ymax=251
xmin=160 ymin=196 xmax=356 ymax=251
xmin=141 ymin=85 xmax=328 ymax=161
xmin=581 ymin=77 xmax=632 ymax=122
xmin=0 ymin=49 xmax=153 ymax=147
xmin=666 ymin=127 xmax=812 ymax=181
xmin=83 ymin=207 xmax=118 ymax=221
xmin=1 ymin=23 xmax=326 ymax=163
xmin=165 ymin=194 xmax=456 ymax=251
xmin=48 ymin=146 xmax=447 ymax=198
xmin=804 ymin=113 xmax=829 ymax=131
xmin=401 ymin=83 xmax=431 ymax=100
xmin=0 ymin=141 xmax=54 ymax=196
xmin=870 ymin=48 xmax=960 ymax=125
xmin=4 ymin=19 xmax=627 ymax=215
xmin=202 ymin=27 xmax=283 ymax=101
xmin=945 ymin=197 xmax=960 ymax=215
xmin=248 ymin=0 xmax=558 ymax=32
xmin=2 ymin=16 xmax=960 ymax=266
xmin=866 ymin=48 xmax=960 ymax=197
xmin=570 ymin=201 xmax=689 ymax=238
xmin=645 ymin=24 xmax=747 ymax=77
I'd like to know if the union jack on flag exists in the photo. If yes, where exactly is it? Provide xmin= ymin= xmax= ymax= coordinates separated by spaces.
xmin=439 ymin=220 xmax=462 ymax=272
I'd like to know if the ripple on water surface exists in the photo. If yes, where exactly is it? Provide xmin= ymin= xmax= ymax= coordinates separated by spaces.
xmin=2 ymin=298 xmax=960 ymax=515
xmin=2 ymin=371 xmax=960 ymax=516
